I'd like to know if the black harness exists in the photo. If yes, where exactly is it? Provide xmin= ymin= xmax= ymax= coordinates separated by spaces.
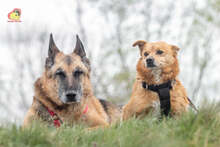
xmin=142 ymin=80 xmax=173 ymax=116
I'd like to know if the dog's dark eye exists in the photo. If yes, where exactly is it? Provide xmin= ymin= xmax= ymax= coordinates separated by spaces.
xmin=55 ymin=69 xmax=66 ymax=78
xmin=74 ymin=70 xmax=84 ymax=77
xmin=156 ymin=50 xmax=163 ymax=55
xmin=144 ymin=52 xmax=149 ymax=57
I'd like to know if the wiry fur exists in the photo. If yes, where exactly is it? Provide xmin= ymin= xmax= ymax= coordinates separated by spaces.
xmin=123 ymin=40 xmax=190 ymax=120
xmin=23 ymin=34 xmax=121 ymax=128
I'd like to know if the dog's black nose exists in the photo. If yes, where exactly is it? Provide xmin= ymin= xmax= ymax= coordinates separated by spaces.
xmin=66 ymin=92 xmax=77 ymax=102
xmin=146 ymin=58 xmax=155 ymax=67
xmin=146 ymin=58 xmax=154 ymax=64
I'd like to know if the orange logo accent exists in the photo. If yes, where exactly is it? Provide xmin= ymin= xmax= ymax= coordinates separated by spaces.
xmin=8 ymin=8 xmax=22 ymax=22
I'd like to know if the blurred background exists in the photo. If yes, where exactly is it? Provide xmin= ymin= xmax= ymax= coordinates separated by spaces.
xmin=0 ymin=0 xmax=220 ymax=124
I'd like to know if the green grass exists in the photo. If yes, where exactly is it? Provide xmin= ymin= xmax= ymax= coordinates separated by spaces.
xmin=1 ymin=104 xmax=220 ymax=147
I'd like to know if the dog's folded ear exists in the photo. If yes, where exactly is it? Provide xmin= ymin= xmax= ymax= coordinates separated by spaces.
xmin=171 ymin=45 xmax=180 ymax=56
xmin=46 ymin=33 xmax=60 ymax=69
xmin=74 ymin=35 xmax=86 ymax=58
xmin=133 ymin=40 xmax=147 ymax=55
xmin=133 ymin=40 xmax=147 ymax=48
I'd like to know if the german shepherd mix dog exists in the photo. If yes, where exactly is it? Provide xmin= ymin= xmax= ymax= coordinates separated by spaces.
xmin=23 ymin=34 xmax=121 ymax=128
xmin=123 ymin=40 xmax=196 ymax=120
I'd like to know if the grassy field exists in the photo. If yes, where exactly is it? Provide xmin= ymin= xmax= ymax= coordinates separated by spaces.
xmin=1 ymin=104 xmax=220 ymax=147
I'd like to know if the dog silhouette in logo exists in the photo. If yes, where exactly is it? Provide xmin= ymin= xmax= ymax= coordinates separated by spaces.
xmin=8 ymin=8 xmax=21 ymax=21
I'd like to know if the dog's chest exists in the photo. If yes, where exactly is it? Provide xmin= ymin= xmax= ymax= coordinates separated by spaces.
xmin=142 ymin=90 xmax=161 ymax=116
xmin=151 ymin=69 xmax=162 ymax=83
xmin=151 ymin=100 xmax=161 ymax=116
xmin=35 ymin=104 xmax=54 ymax=124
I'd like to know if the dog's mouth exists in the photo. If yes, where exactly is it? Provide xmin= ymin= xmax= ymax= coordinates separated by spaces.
xmin=63 ymin=98 xmax=80 ymax=104
xmin=147 ymin=62 xmax=156 ymax=68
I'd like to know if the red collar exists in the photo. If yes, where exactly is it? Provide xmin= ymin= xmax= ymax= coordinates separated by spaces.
xmin=46 ymin=107 xmax=61 ymax=128
xmin=82 ymin=105 xmax=88 ymax=114
xmin=46 ymin=104 xmax=88 ymax=127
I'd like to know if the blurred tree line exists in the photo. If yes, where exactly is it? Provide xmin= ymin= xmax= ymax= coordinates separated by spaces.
xmin=0 ymin=0 xmax=220 ymax=122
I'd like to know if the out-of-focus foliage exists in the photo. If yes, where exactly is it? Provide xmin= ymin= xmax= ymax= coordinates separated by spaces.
xmin=184 ymin=0 xmax=220 ymax=102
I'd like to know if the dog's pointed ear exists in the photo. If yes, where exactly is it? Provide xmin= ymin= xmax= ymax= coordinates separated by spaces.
xmin=73 ymin=35 xmax=91 ymax=71
xmin=74 ymin=35 xmax=86 ymax=58
xmin=133 ymin=40 xmax=147 ymax=55
xmin=45 ymin=33 xmax=60 ymax=69
xmin=171 ymin=45 xmax=180 ymax=56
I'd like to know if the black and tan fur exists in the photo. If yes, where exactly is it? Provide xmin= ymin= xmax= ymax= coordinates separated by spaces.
xmin=23 ymin=34 xmax=121 ymax=128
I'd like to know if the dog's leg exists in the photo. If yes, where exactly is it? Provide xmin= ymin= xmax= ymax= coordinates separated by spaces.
xmin=122 ymin=103 xmax=135 ymax=120
xmin=86 ymin=113 xmax=109 ymax=127
xmin=86 ymin=124 xmax=109 ymax=131
xmin=122 ymin=98 xmax=153 ymax=120
xmin=23 ymin=107 xmax=39 ymax=128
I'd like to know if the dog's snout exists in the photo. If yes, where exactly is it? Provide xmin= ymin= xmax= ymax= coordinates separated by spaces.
xmin=146 ymin=58 xmax=155 ymax=67
xmin=146 ymin=58 xmax=154 ymax=64
xmin=66 ymin=92 xmax=77 ymax=102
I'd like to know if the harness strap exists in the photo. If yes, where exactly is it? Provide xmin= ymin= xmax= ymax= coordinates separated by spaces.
xmin=142 ymin=81 xmax=173 ymax=116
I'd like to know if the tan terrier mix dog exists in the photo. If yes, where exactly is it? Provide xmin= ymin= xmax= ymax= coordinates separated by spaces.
xmin=123 ymin=40 xmax=196 ymax=120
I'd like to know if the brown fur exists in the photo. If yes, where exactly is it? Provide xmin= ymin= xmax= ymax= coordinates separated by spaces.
xmin=23 ymin=35 xmax=121 ymax=128
xmin=123 ymin=40 xmax=190 ymax=120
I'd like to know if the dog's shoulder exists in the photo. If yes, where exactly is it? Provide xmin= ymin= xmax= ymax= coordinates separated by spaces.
xmin=98 ymin=99 xmax=122 ymax=123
